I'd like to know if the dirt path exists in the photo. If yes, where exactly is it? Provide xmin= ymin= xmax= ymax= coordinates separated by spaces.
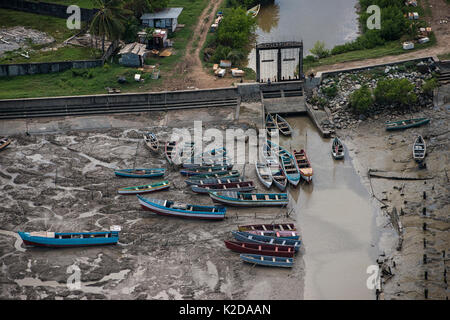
xmin=167 ymin=0 xmax=235 ymax=91
xmin=311 ymin=0 xmax=450 ymax=74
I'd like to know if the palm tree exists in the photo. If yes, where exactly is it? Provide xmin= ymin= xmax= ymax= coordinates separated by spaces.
xmin=90 ymin=0 xmax=129 ymax=53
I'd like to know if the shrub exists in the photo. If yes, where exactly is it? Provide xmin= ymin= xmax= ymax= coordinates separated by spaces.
xmin=310 ymin=41 xmax=330 ymax=59
xmin=322 ymin=84 xmax=338 ymax=99
xmin=374 ymin=78 xmax=417 ymax=106
xmin=422 ymin=78 xmax=438 ymax=96
xmin=350 ymin=85 xmax=374 ymax=113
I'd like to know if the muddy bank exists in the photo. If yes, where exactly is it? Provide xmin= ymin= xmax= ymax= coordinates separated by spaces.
xmin=338 ymin=100 xmax=449 ymax=300
xmin=0 ymin=106 xmax=304 ymax=300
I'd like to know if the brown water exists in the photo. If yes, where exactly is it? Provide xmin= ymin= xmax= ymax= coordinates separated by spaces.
xmin=247 ymin=0 xmax=359 ymax=79
xmin=280 ymin=116 xmax=379 ymax=300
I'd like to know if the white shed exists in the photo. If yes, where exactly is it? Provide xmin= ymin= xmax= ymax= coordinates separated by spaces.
xmin=141 ymin=8 xmax=183 ymax=33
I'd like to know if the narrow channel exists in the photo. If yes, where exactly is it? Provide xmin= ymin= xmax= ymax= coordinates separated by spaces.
xmin=279 ymin=116 xmax=379 ymax=299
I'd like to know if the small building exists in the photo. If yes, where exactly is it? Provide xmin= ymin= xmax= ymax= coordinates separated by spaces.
xmin=141 ymin=8 xmax=183 ymax=33
xmin=118 ymin=42 xmax=147 ymax=67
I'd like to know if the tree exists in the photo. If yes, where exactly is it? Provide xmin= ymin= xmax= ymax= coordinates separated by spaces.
xmin=124 ymin=0 xmax=169 ymax=19
xmin=216 ymin=7 xmax=256 ymax=49
xmin=90 ymin=0 xmax=129 ymax=53
xmin=374 ymin=78 xmax=417 ymax=106
xmin=350 ymin=85 xmax=374 ymax=113
xmin=310 ymin=41 xmax=330 ymax=59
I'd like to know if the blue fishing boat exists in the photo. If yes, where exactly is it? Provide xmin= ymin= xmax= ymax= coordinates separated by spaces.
xmin=185 ymin=177 xmax=246 ymax=186
xmin=209 ymin=191 xmax=289 ymax=207
xmin=185 ymin=170 xmax=240 ymax=180
xmin=240 ymin=254 xmax=293 ymax=268
xmin=114 ymin=168 xmax=165 ymax=178
xmin=266 ymin=140 xmax=301 ymax=186
xmin=137 ymin=195 xmax=226 ymax=220
xmin=18 ymin=226 xmax=121 ymax=248
xmin=180 ymin=165 xmax=233 ymax=176
xmin=232 ymin=231 xmax=301 ymax=251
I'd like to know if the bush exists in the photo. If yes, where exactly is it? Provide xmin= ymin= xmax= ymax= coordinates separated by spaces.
xmin=322 ymin=84 xmax=338 ymax=99
xmin=350 ymin=85 xmax=374 ymax=113
xmin=422 ymin=78 xmax=438 ymax=96
xmin=310 ymin=41 xmax=330 ymax=59
xmin=374 ymin=78 xmax=417 ymax=106
xmin=304 ymin=55 xmax=317 ymax=63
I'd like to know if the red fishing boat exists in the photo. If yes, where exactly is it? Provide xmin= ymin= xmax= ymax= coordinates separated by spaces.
xmin=224 ymin=240 xmax=295 ymax=257
xmin=191 ymin=181 xmax=255 ymax=194
xmin=293 ymin=149 xmax=313 ymax=183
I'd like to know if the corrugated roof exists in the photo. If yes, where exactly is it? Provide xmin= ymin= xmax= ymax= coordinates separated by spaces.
xmin=141 ymin=8 xmax=183 ymax=20
xmin=119 ymin=42 xmax=147 ymax=56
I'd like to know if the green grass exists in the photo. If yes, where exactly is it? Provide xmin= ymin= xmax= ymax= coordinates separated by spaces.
xmin=29 ymin=0 xmax=97 ymax=9
xmin=0 ymin=8 xmax=78 ymax=42
xmin=0 ymin=46 xmax=102 ymax=64
xmin=0 ymin=62 xmax=163 ymax=99
xmin=304 ymin=35 xmax=437 ymax=74
xmin=438 ymin=52 xmax=450 ymax=60
xmin=0 ymin=0 xmax=210 ymax=99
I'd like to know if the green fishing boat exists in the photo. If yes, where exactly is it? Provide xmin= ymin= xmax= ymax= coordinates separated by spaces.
xmin=385 ymin=118 xmax=430 ymax=131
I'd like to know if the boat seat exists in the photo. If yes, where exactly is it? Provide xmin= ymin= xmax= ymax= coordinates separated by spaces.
xmin=264 ymin=195 xmax=269 ymax=200
xmin=251 ymin=195 xmax=257 ymax=201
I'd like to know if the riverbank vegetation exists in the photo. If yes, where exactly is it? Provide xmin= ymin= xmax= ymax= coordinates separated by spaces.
xmin=202 ymin=3 xmax=257 ymax=69
xmin=305 ymin=0 xmax=436 ymax=73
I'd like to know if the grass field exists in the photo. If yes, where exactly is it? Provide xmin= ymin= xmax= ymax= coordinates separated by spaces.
xmin=303 ymin=35 xmax=437 ymax=74
xmin=29 ymin=0 xmax=96 ymax=9
xmin=0 ymin=46 xmax=102 ymax=64
xmin=0 ymin=0 xmax=210 ymax=99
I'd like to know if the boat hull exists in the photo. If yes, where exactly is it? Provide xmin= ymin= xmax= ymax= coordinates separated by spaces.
xmin=137 ymin=196 xmax=225 ymax=220
xmin=118 ymin=183 xmax=170 ymax=195
xmin=238 ymin=223 xmax=297 ymax=232
xmin=240 ymin=254 xmax=293 ymax=268
xmin=224 ymin=240 xmax=295 ymax=257
xmin=386 ymin=118 xmax=430 ymax=131
xmin=232 ymin=231 xmax=301 ymax=251
xmin=209 ymin=192 xmax=288 ymax=207
xmin=18 ymin=232 xmax=118 ymax=248
xmin=114 ymin=169 xmax=165 ymax=178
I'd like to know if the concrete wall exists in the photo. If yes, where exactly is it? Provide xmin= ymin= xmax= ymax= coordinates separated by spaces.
xmin=0 ymin=60 xmax=103 ymax=77
xmin=0 ymin=87 xmax=239 ymax=118
xmin=0 ymin=0 xmax=97 ymax=21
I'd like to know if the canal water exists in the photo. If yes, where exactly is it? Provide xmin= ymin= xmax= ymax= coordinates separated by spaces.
xmin=247 ymin=0 xmax=359 ymax=78
xmin=279 ymin=116 xmax=381 ymax=300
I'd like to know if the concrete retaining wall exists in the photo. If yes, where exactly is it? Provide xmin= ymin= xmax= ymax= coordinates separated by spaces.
xmin=0 ymin=0 xmax=97 ymax=21
xmin=0 ymin=60 xmax=103 ymax=77
xmin=0 ymin=87 xmax=238 ymax=111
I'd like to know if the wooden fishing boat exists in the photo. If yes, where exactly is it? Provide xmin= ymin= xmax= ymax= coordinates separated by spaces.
xmin=246 ymin=230 xmax=299 ymax=240
xmin=238 ymin=223 xmax=297 ymax=232
xmin=293 ymin=149 xmax=313 ymax=183
xmin=385 ymin=118 xmax=430 ymax=131
xmin=143 ymin=133 xmax=158 ymax=152
xmin=224 ymin=240 xmax=295 ymax=258
xmin=413 ymin=135 xmax=426 ymax=162
xmin=187 ymin=170 xmax=240 ymax=179
xmin=18 ymin=226 xmax=121 ymax=248
xmin=265 ymin=113 xmax=278 ymax=136
xmin=275 ymin=114 xmax=292 ymax=136
xmin=182 ymin=147 xmax=230 ymax=168
xmin=185 ymin=177 xmax=245 ymax=186
xmin=232 ymin=231 xmax=301 ymax=251
xmin=247 ymin=4 xmax=261 ymax=18
xmin=255 ymin=162 xmax=273 ymax=188
xmin=331 ymin=137 xmax=344 ymax=160
xmin=267 ymin=140 xmax=300 ymax=186
xmin=209 ymin=191 xmax=288 ymax=207
xmin=240 ymin=254 xmax=293 ymax=268
xmin=118 ymin=180 xmax=170 ymax=195
xmin=191 ymin=181 xmax=255 ymax=194
xmin=270 ymin=163 xmax=287 ymax=191
xmin=165 ymin=141 xmax=177 ymax=164
xmin=0 ymin=137 xmax=11 ymax=151
xmin=137 ymin=195 xmax=226 ymax=220
xmin=180 ymin=165 xmax=233 ymax=176
xmin=114 ymin=168 xmax=165 ymax=178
